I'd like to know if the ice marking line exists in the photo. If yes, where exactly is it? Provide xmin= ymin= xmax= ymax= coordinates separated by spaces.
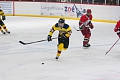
xmin=2 ymin=64 xmax=23 ymax=80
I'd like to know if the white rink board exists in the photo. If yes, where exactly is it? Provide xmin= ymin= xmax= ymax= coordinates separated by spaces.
xmin=15 ymin=2 xmax=40 ymax=15
xmin=0 ymin=1 xmax=120 ymax=21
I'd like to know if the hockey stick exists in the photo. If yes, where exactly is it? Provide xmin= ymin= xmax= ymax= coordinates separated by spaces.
xmin=73 ymin=26 xmax=80 ymax=31
xmin=19 ymin=37 xmax=58 ymax=45
xmin=73 ymin=20 xmax=91 ymax=32
xmin=105 ymin=38 xmax=120 ymax=55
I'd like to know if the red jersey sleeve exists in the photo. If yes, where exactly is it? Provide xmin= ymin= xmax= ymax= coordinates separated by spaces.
xmin=90 ymin=15 xmax=92 ymax=20
xmin=89 ymin=15 xmax=94 ymax=29
xmin=79 ymin=15 xmax=85 ymax=26
xmin=114 ymin=20 xmax=120 ymax=32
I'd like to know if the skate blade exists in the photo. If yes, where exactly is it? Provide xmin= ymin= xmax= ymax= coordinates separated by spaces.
xmin=83 ymin=47 xmax=89 ymax=49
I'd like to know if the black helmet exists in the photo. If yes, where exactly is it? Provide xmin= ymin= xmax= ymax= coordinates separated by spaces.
xmin=58 ymin=18 xmax=65 ymax=23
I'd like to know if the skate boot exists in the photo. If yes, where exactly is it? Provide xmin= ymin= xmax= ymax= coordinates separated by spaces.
xmin=55 ymin=56 xmax=59 ymax=60
xmin=1 ymin=30 xmax=6 ymax=34
xmin=83 ymin=44 xmax=91 ymax=47
xmin=87 ymin=43 xmax=91 ymax=47
xmin=55 ymin=52 xmax=61 ymax=60
xmin=6 ymin=31 xmax=10 ymax=34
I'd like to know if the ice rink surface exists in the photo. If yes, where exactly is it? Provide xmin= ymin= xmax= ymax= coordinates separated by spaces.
xmin=0 ymin=16 xmax=120 ymax=80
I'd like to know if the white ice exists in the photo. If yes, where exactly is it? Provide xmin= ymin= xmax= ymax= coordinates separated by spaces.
xmin=0 ymin=16 xmax=120 ymax=80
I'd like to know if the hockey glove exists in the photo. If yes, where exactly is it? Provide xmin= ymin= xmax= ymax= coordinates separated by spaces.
xmin=79 ymin=25 xmax=84 ymax=30
xmin=89 ymin=24 xmax=94 ymax=29
xmin=117 ymin=29 xmax=120 ymax=37
xmin=47 ymin=35 xmax=52 ymax=42
xmin=117 ymin=31 xmax=120 ymax=38
xmin=88 ymin=20 xmax=91 ymax=24
xmin=2 ymin=16 xmax=6 ymax=20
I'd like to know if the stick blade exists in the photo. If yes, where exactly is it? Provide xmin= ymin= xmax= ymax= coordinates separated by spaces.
xmin=19 ymin=41 xmax=26 ymax=45
xmin=105 ymin=52 xmax=108 ymax=55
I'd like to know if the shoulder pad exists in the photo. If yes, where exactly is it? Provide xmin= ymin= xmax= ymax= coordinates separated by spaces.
xmin=55 ymin=23 xmax=59 ymax=27
xmin=63 ymin=24 xmax=69 ymax=29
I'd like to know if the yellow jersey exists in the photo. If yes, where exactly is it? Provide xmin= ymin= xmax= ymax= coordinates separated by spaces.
xmin=0 ymin=9 xmax=5 ymax=20
xmin=49 ymin=23 xmax=72 ymax=37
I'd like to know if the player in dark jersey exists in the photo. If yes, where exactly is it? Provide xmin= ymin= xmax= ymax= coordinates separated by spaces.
xmin=47 ymin=18 xmax=72 ymax=60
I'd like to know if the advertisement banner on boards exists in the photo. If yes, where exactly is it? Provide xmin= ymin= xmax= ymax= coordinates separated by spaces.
xmin=40 ymin=2 xmax=87 ymax=18
xmin=0 ymin=1 xmax=13 ymax=14
xmin=40 ymin=3 xmax=64 ymax=16
xmin=64 ymin=4 xmax=87 ymax=18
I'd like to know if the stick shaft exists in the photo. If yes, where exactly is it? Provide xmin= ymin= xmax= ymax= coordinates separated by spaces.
xmin=105 ymin=38 xmax=120 ymax=55
xmin=20 ymin=37 xmax=58 ymax=45
xmin=28 ymin=37 xmax=57 ymax=44
xmin=73 ymin=26 xmax=80 ymax=31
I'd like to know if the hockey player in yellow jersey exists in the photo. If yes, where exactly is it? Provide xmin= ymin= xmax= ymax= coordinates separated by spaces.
xmin=0 ymin=7 xmax=10 ymax=34
xmin=47 ymin=18 xmax=72 ymax=60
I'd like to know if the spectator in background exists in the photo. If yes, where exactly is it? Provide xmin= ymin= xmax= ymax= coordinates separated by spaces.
xmin=47 ymin=0 xmax=59 ymax=2
xmin=60 ymin=0 xmax=70 ymax=2
xmin=119 ymin=0 xmax=120 ymax=5
xmin=116 ymin=0 xmax=120 ymax=5
xmin=110 ymin=0 xmax=114 ymax=4
xmin=113 ymin=0 xmax=116 ymax=5
xmin=108 ymin=0 xmax=116 ymax=5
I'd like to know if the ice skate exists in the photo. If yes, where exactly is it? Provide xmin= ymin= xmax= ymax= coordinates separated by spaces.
xmin=1 ymin=30 xmax=6 ymax=34
xmin=6 ymin=31 xmax=10 ymax=34
xmin=55 ymin=56 xmax=59 ymax=60
xmin=83 ymin=44 xmax=91 ymax=49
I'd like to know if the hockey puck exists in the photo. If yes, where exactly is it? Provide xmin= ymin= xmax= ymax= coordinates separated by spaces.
xmin=42 ymin=62 xmax=44 ymax=65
